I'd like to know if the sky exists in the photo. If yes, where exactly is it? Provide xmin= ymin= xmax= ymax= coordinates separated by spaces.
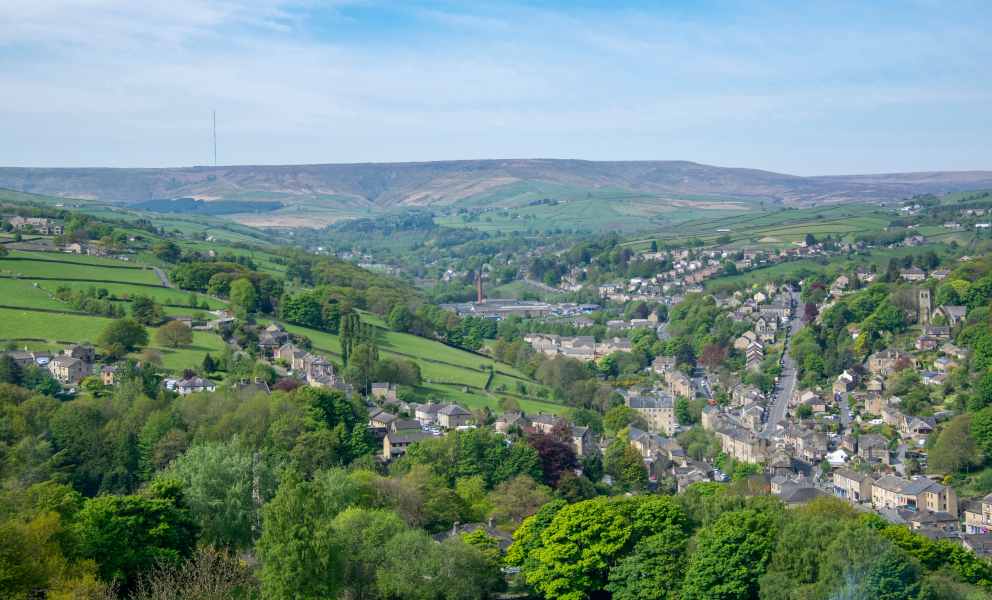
xmin=1 ymin=0 xmax=990 ymax=175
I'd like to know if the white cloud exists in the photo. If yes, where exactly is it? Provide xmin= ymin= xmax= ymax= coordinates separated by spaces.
xmin=0 ymin=0 xmax=989 ymax=172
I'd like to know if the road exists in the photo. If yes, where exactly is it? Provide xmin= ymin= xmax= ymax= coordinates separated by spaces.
xmin=767 ymin=290 xmax=803 ymax=427
xmin=657 ymin=321 xmax=671 ymax=341
xmin=152 ymin=266 xmax=174 ymax=289
xmin=839 ymin=392 xmax=852 ymax=428
xmin=693 ymin=365 xmax=713 ymax=401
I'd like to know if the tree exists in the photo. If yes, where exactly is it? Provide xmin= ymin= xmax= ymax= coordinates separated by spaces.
xmin=202 ymin=353 xmax=215 ymax=374
xmin=606 ymin=525 xmax=688 ymax=600
xmin=486 ymin=474 xmax=550 ymax=523
xmin=78 ymin=478 xmax=199 ymax=587
xmin=620 ymin=443 xmax=648 ymax=488
xmin=388 ymin=305 xmax=414 ymax=332
xmin=0 ymin=244 xmax=7 ymax=258
xmin=675 ymin=396 xmax=692 ymax=426
xmin=164 ymin=438 xmax=278 ymax=551
xmin=805 ymin=233 xmax=816 ymax=246
xmin=796 ymin=403 xmax=813 ymax=419
xmin=0 ymin=354 xmax=23 ymax=385
xmin=81 ymin=375 xmax=104 ymax=396
xmin=699 ymin=344 xmax=724 ymax=371
xmin=683 ymin=510 xmax=776 ymax=600
xmin=96 ymin=318 xmax=149 ymax=352
xmin=930 ymin=413 xmax=981 ymax=474
xmin=606 ymin=405 xmax=644 ymax=432
xmin=155 ymin=320 xmax=194 ymax=348
xmin=333 ymin=508 xmax=406 ymax=600
xmin=528 ymin=500 xmax=632 ymax=600
xmin=256 ymin=470 xmax=344 ymax=600
xmin=130 ymin=296 xmax=162 ymax=325
xmin=229 ymin=279 xmax=259 ymax=312
xmin=152 ymin=241 xmax=181 ymax=262
xmin=527 ymin=433 xmax=580 ymax=488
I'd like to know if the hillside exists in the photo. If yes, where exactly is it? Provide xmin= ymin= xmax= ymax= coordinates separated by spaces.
xmin=2 ymin=160 xmax=990 ymax=212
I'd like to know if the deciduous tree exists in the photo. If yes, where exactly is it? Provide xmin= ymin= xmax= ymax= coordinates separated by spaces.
xmin=155 ymin=320 xmax=194 ymax=348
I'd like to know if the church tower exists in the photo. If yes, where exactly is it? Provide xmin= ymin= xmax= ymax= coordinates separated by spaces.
xmin=919 ymin=288 xmax=933 ymax=325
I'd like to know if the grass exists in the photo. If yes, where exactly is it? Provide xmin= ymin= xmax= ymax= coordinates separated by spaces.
xmin=136 ymin=329 xmax=230 ymax=375
xmin=0 ymin=277 xmax=83 ymax=312
xmin=0 ymin=307 xmax=109 ymax=344
xmin=2 ymin=254 xmax=162 ymax=284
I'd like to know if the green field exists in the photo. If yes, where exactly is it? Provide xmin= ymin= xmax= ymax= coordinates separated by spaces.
xmin=0 ymin=307 xmax=109 ymax=344
xmin=2 ymin=253 xmax=162 ymax=284
xmin=0 ymin=277 xmax=83 ymax=312
xmin=624 ymin=204 xmax=889 ymax=250
xmin=431 ymin=181 xmax=760 ymax=233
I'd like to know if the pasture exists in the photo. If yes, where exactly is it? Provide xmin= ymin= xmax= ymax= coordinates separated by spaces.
xmin=0 ymin=277 xmax=83 ymax=312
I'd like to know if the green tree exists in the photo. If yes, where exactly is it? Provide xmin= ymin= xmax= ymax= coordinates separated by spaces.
xmin=528 ymin=500 xmax=632 ymax=600
xmin=130 ymin=295 xmax=162 ymax=325
xmin=96 ymin=318 xmax=149 ymax=352
xmin=256 ymin=470 xmax=344 ymax=600
xmin=683 ymin=510 xmax=776 ymax=600
xmin=80 ymin=375 xmax=104 ymax=396
xmin=388 ymin=305 xmax=415 ymax=332
xmin=804 ymin=233 xmax=816 ymax=246
xmin=605 ymin=405 xmax=644 ymax=432
xmin=152 ymin=241 xmax=181 ymax=262
xmin=606 ymin=525 xmax=688 ymax=600
xmin=348 ymin=422 xmax=376 ymax=459
xmin=202 ymin=353 xmax=215 ymax=374
xmin=78 ymin=478 xmax=199 ymax=587
xmin=155 ymin=319 xmax=194 ymax=348
xmin=164 ymin=438 xmax=278 ymax=551
xmin=334 ymin=508 xmax=406 ymax=600
xmin=229 ymin=279 xmax=259 ymax=312
xmin=0 ymin=354 xmax=23 ymax=385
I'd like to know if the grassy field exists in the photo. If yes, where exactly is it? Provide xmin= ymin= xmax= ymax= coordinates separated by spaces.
xmin=0 ymin=307 xmax=109 ymax=344
xmin=431 ymin=181 xmax=760 ymax=233
xmin=2 ymin=254 xmax=162 ymax=284
xmin=137 ymin=329 xmax=230 ymax=375
xmin=624 ymin=204 xmax=889 ymax=251
xmin=0 ymin=277 xmax=83 ymax=312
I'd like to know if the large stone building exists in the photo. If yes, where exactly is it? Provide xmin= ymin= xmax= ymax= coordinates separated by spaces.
xmin=627 ymin=394 xmax=677 ymax=435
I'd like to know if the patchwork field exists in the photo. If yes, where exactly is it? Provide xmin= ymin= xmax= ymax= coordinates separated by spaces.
xmin=0 ymin=277 xmax=83 ymax=312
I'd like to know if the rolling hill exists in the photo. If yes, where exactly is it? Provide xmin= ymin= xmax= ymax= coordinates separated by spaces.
xmin=1 ymin=160 xmax=990 ymax=212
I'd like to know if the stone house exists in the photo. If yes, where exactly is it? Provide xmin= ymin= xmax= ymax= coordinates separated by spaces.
xmin=383 ymin=431 xmax=432 ymax=459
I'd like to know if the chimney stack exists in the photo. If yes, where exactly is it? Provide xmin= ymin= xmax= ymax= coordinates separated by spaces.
xmin=453 ymin=521 xmax=460 ymax=534
xmin=478 ymin=270 xmax=482 ymax=303
xmin=488 ymin=517 xmax=495 ymax=528
xmin=241 ymin=378 xmax=247 ymax=384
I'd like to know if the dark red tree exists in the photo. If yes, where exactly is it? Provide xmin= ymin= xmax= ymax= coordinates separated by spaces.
xmin=699 ymin=344 xmax=725 ymax=371
xmin=274 ymin=379 xmax=305 ymax=392
xmin=633 ymin=301 xmax=649 ymax=319
xmin=527 ymin=432 xmax=580 ymax=489
xmin=804 ymin=302 xmax=819 ymax=324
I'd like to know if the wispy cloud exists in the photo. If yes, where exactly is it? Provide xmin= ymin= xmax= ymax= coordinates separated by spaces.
xmin=0 ymin=0 xmax=989 ymax=173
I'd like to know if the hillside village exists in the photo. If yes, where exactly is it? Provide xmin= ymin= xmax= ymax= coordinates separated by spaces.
xmin=4 ymin=192 xmax=992 ymax=598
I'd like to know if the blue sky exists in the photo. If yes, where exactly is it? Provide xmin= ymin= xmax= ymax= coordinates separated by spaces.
xmin=0 ymin=0 xmax=989 ymax=175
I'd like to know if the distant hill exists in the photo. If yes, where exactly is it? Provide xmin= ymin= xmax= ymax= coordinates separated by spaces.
xmin=1 ymin=160 xmax=990 ymax=208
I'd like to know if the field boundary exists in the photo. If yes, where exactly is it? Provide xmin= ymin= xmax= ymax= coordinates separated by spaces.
xmin=0 ymin=304 xmax=115 ymax=318
xmin=1 ymin=257 xmax=146 ymax=270
xmin=0 ymin=276 xmax=165 ymax=288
